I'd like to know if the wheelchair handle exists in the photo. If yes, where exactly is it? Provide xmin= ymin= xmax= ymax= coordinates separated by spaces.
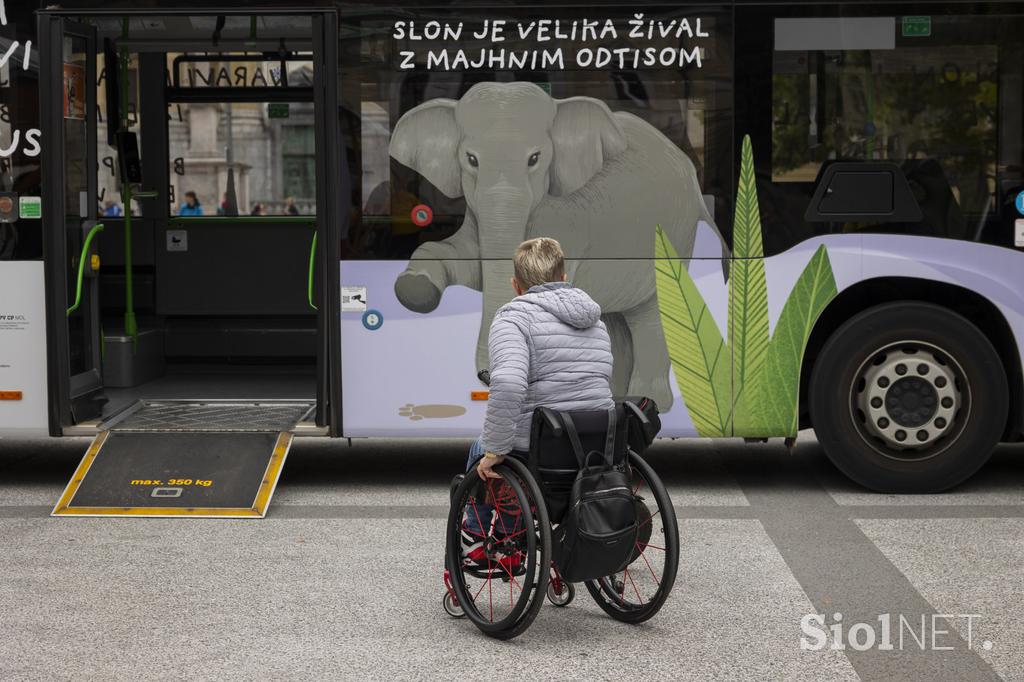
xmin=623 ymin=400 xmax=651 ymax=428
xmin=537 ymin=407 xmax=564 ymax=438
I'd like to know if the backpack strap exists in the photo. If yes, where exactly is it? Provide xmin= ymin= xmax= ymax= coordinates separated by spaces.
xmin=559 ymin=412 xmax=587 ymax=469
xmin=602 ymin=406 xmax=618 ymax=468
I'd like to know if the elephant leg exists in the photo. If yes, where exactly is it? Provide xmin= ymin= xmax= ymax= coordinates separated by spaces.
xmin=394 ymin=215 xmax=481 ymax=313
xmin=602 ymin=312 xmax=633 ymax=397
xmin=622 ymin=293 xmax=674 ymax=411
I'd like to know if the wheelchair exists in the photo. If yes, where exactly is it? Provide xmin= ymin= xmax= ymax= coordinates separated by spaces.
xmin=441 ymin=400 xmax=680 ymax=640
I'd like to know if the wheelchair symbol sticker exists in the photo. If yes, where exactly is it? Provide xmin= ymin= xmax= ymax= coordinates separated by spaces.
xmin=1016 ymin=191 xmax=1024 ymax=216
xmin=362 ymin=309 xmax=383 ymax=330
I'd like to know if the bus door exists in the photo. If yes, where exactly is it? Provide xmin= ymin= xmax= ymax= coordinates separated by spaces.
xmin=39 ymin=17 xmax=103 ymax=429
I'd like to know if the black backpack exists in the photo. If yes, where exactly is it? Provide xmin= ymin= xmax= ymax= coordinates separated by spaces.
xmin=552 ymin=408 xmax=639 ymax=583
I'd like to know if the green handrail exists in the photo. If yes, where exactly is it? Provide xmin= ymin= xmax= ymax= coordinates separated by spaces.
xmin=307 ymin=230 xmax=318 ymax=310
xmin=67 ymin=223 xmax=104 ymax=316
xmin=118 ymin=38 xmax=138 ymax=342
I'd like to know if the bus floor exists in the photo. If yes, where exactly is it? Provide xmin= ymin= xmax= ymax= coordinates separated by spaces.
xmin=99 ymin=364 xmax=317 ymax=420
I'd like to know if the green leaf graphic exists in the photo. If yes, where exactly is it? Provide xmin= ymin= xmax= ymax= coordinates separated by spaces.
xmin=729 ymin=135 xmax=769 ymax=433
xmin=752 ymin=244 xmax=838 ymax=436
xmin=654 ymin=225 xmax=731 ymax=437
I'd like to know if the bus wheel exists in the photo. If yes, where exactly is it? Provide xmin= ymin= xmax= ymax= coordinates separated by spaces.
xmin=810 ymin=302 xmax=1008 ymax=493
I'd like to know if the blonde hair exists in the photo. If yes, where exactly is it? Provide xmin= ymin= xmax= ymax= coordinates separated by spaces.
xmin=513 ymin=237 xmax=565 ymax=290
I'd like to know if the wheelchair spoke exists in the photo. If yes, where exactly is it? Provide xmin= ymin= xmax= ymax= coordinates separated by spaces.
xmin=638 ymin=547 xmax=660 ymax=585
xmin=467 ymin=500 xmax=490 ymax=538
xmin=625 ymin=568 xmax=644 ymax=603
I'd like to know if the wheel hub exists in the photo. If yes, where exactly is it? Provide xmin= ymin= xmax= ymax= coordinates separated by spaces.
xmin=858 ymin=347 xmax=961 ymax=450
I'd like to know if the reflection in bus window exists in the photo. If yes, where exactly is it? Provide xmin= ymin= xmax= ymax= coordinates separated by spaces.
xmin=773 ymin=46 xmax=997 ymax=225
xmin=167 ymin=56 xmax=316 ymax=217
xmin=764 ymin=8 xmax=1023 ymax=250
xmin=95 ymin=53 xmax=141 ymax=217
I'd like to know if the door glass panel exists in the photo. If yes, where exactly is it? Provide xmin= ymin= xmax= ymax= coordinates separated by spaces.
xmin=64 ymin=33 xmax=97 ymax=378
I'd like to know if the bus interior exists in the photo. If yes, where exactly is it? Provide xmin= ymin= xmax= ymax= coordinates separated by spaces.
xmin=45 ymin=12 xmax=339 ymax=437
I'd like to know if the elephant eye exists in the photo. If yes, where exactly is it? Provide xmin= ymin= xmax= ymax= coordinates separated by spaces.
xmin=528 ymin=151 xmax=541 ymax=167
xmin=466 ymin=152 xmax=478 ymax=168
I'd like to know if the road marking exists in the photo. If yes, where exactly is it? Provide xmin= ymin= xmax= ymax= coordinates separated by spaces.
xmin=720 ymin=441 xmax=1002 ymax=681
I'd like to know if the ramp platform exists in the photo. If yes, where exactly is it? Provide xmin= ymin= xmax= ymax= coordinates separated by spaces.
xmin=53 ymin=400 xmax=312 ymax=518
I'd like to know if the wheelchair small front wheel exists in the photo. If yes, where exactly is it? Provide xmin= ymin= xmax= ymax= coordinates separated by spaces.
xmin=442 ymin=591 xmax=465 ymax=618
xmin=585 ymin=451 xmax=679 ymax=624
xmin=546 ymin=579 xmax=575 ymax=607
xmin=445 ymin=459 xmax=551 ymax=640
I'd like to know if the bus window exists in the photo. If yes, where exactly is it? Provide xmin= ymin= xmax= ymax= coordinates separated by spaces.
xmin=339 ymin=6 xmax=734 ymax=260
xmin=0 ymin=2 xmax=41 ymax=262
xmin=167 ymin=56 xmax=317 ymax=217
xmin=741 ymin=4 xmax=1024 ymax=254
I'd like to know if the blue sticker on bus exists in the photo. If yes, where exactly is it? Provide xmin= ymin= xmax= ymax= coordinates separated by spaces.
xmin=1016 ymin=191 xmax=1024 ymax=216
xmin=362 ymin=309 xmax=383 ymax=330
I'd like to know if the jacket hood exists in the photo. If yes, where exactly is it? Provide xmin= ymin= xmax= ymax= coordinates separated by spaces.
xmin=510 ymin=282 xmax=602 ymax=329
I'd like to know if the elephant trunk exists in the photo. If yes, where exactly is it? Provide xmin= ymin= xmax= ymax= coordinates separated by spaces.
xmin=473 ymin=180 xmax=534 ymax=374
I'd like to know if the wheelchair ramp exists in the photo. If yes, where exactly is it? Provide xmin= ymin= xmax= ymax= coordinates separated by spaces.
xmin=52 ymin=401 xmax=311 ymax=518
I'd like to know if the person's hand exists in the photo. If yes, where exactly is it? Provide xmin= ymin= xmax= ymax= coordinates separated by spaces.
xmin=477 ymin=453 xmax=506 ymax=480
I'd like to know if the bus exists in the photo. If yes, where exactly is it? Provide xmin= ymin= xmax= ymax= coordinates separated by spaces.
xmin=0 ymin=1 xmax=1021 ymax=515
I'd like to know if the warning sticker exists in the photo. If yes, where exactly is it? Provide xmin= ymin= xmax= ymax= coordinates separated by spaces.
xmin=1015 ymin=219 xmax=1024 ymax=248
xmin=342 ymin=286 xmax=368 ymax=312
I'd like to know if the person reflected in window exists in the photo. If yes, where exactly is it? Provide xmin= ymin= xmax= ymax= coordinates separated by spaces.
xmin=101 ymin=199 xmax=123 ymax=217
xmin=216 ymin=193 xmax=230 ymax=216
xmin=284 ymin=196 xmax=300 ymax=215
xmin=179 ymin=191 xmax=203 ymax=216
xmin=251 ymin=202 xmax=264 ymax=216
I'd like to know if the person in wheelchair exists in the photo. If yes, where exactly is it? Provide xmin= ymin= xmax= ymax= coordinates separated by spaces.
xmin=463 ymin=237 xmax=614 ymax=563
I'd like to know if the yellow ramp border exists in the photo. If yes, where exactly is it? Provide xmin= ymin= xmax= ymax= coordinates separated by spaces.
xmin=52 ymin=432 xmax=292 ymax=519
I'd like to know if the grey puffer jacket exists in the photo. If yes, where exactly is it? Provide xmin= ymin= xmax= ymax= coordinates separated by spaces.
xmin=480 ymin=282 xmax=614 ymax=454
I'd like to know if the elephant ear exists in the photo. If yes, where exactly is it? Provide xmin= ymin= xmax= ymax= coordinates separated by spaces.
xmin=549 ymin=97 xmax=627 ymax=197
xmin=389 ymin=98 xmax=463 ymax=198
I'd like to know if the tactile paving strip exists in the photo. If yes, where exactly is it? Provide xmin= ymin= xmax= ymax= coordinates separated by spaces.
xmin=109 ymin=401 xmax=314 ymax=433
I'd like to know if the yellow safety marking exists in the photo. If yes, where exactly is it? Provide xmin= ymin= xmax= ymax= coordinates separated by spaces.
xmin=53 ymin=506 xmax=263 ymax=518
xmin=250 ymin=432 xmax=293 ymax=516
xmin=51 ymin=431 xmax=109 ymax=516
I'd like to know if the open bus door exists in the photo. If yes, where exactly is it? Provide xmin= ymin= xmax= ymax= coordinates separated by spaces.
xmin=38 ymin=9 xmax=342 ymax=517
xmin=39 ymin=16 xmax=104 ymax=430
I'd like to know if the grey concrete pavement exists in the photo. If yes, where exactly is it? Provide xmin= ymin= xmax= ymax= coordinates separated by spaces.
xmin=0 ymin=434 xmax=1021 ymax=681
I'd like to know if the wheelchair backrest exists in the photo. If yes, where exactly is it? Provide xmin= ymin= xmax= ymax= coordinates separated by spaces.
xmin=529 ymin=404 xmax=629 ymax=473
xmin=528 ymin=401 xmax=656 ymax=522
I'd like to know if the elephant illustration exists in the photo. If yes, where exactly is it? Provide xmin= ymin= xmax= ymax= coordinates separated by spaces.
xmin=389 ymin=82 xmax=728 ymax=410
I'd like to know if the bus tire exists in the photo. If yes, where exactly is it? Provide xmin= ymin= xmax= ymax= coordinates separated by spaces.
xmin=809 ymin=302 xmax=1008 ymax=493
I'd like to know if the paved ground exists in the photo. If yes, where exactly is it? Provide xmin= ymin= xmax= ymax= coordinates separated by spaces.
xmin=0 ymin=434 xmax=1022 ymax=681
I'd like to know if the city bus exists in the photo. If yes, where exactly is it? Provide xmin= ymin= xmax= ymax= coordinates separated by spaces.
xmin=0 ymin=1 xmax=1021 ymax=515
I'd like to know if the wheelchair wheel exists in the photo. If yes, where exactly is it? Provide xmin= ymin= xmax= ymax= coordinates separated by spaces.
xmin=442 ymin=591 xmax=465 ymax=618
xmin=546 ymin=577 xmax=575 ymax=607
xmin=445 ymin=458 xmax=551 ymax=639
xmin=585 ymin=451 xmax=679 ymax=624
